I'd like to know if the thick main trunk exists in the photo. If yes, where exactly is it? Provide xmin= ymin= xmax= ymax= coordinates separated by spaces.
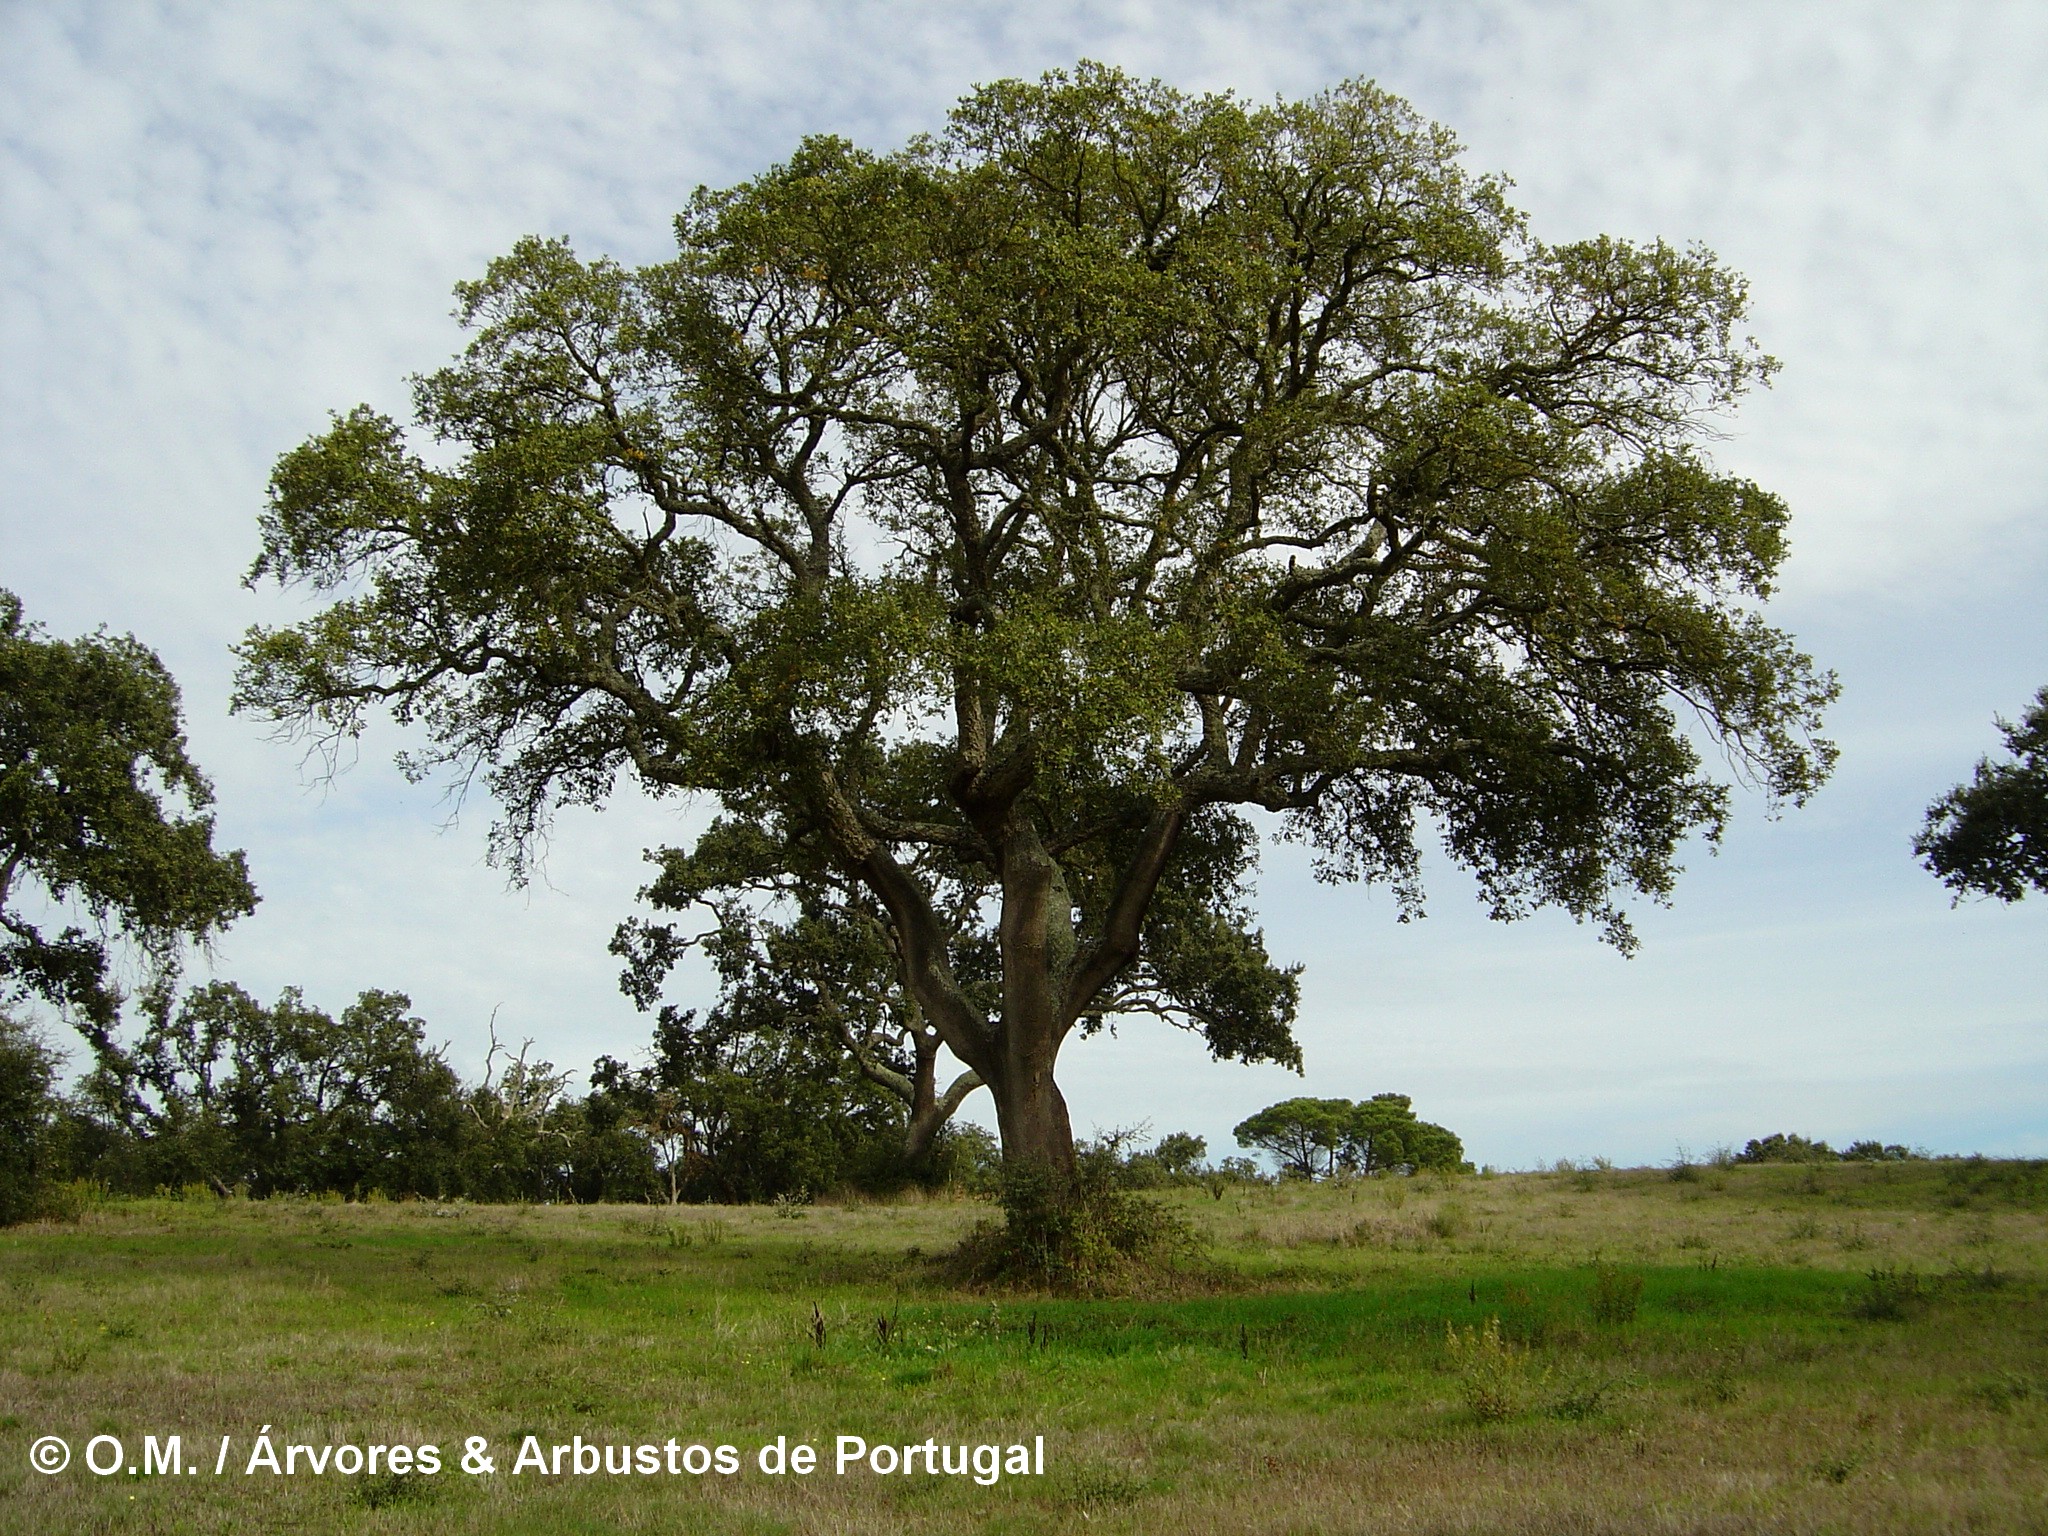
xmin=820 ymin=753 xmax=1185 ymax=1186
xmin=988 ymin=1027 xmax=1076 ymax=1175
xmin=988 ymin=818 xmax=1080 ymax=1175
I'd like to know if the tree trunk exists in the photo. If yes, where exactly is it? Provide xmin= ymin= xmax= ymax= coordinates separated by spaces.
xmin=987 ymin=820 xmax=1080 ymax=1176
xmin=987 ymin=1012 xmax=1076 ymax=1175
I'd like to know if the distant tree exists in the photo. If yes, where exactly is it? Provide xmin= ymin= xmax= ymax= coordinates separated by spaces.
xmin=615 ymin=823 xmax=984 ymax=1162
xmin=1344 ymin=1093 xmax=1468 ymax=1174
xmin=0 ymin=592 xmax=257 ymax=1041
xmin=234 ymin=65 xmax=1835 ymax=1181
xmin=1394 ymin=1117 xmax=1470 ymax=1174
xmin=1234 ymin=1097 xmax=1354 ymax=1178
xmin=456 ymin=1030 xmax=582 ymax=1201
xmin=0 ymin=1007 xmax=61 ymax=1224
xmin=1917 ymin=686 xmax=2048 ymax=902
xmin=601 ymin=978 xmax=923 ymax=1204
xmin=1345 ymin=1092 xmax=1417 ymax=1173
xmin=1151 ymin=1131 xmax=1208 ymax=1178
xmin=1733 ymin=1132 xmax=1836 ymax=1165
xmin=1236 ymin=1091 xmax=1466 ymax=1178
xmin=77 ymin=982 xmax=468 ymax=1197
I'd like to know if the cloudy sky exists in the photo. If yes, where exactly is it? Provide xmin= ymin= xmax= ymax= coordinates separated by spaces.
xmin=3 ymin=1 xmax=2043 ymax=1168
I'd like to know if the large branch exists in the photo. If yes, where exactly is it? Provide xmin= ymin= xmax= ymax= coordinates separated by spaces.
xmin=811 ymin=769 xmax=995 ymax=1078
xmin=1060 ymin=804 xmax=1186 ymax=1029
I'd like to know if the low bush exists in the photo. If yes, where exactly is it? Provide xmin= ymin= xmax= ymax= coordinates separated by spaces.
xmin=1590 ymin=1264 xmax=1643 ymax=1324
xmin=1852 ymin=1266 xmax=1923 ymax=1321
xmin=1445 ymin=1315 xmax=1540 ymax=1423
xmin=949 ymin=1150 xmax=1202 ymax=1293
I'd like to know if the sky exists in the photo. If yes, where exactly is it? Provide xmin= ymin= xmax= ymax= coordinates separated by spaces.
xmin=2 ymin=0 xmax=2043 ymax=1170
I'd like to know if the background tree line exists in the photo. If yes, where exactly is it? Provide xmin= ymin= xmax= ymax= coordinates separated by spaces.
xmin=0 ymin=981 xmax=986 ymax=1216
xmin=6 ymin=983 xmax=1414 ymax=1219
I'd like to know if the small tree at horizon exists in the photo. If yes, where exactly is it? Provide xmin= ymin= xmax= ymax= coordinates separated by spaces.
xmin=1233 ymin=1092 xmax=1465 ymax=1178
xmin=234 ymin=64 xmax=1835 ymax=1180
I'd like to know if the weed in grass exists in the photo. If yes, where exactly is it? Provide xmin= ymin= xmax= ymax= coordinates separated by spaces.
xmin=774 ymin=1191 xmax=811 ymax=1219
xmin=1968 ymin=1372 xmax=2040 ymax=1412
xmin=1692 ymin=1346 xmax=1744 ymax=1404
xmin=1835 ymin=1224 xmax=1871 ymax=1252
xmin=1445 ymin=1315 xmax=1542 ymax=1423
xmin=352 ymin=1470 xmax=439 ymax=1509
xmin=1812 ymin=1453 xmax=1860 ymax=1484
xmin=1946 ymin=1258 xmax=2007 ymax=1291
xmin=1548 ymin=1368 xmax=1633 ymax=1421
xmin=1065 ymin=1465 xmax=1149 ymax=1508
xmin=1852 ymin=1265 xmax=1923 ymax=1321
xmin=1675 ymin=1232 xmax=1709 ymax=1250
xmin=1425 ymin=1201 xmax=1467 ymax=1240
xmin=1589 ymin=1264 xmax=1643 ymax=1324
xmin=1786 ymin=1216 xmax=1821 ymax=1240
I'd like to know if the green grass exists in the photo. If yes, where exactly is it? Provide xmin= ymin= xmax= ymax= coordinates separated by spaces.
xmin=3 ymin=1164 xmax=2046 ymax=1533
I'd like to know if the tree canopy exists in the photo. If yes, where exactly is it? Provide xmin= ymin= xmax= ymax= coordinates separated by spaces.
xmin=1232 ymin=1092 xmax=1465 ymax=1178
xmin=1 ymin=590 xmax=258 ymax=1038
xmin=1916 ymin=685 xmax=2048 ymax=903
xmin=234 ymin=64 xmax=1835 ymax=1174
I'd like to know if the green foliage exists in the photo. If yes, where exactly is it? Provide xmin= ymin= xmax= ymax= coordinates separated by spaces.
xmin=1232 ymin=1097 xmax=1353 ymax=1178
xmin=0 ymin=1008 xmax=61 ymax=1224
xmin=613 ymin=830 xmax=988 ymax=1165
xmin=593 ymin=991 xmax=931 ymax=1205
xmin=57 ymin=965 xmax=967 ymax=1205
xmin=1917 ymin=685 xmax=2048 ymax=902
xmin=234 ymin=64 xmax=1834 ymax=1171
xmin=1736 ymin=1133 xmax=1830 ymax=1164
xmin=1234 ymin=1092 xmax=1467 ymax=1178
xmin=0 ymin=591 xmax=257 ymax=1034
xmin=70 ymin=983 xmax=473 ymax=1198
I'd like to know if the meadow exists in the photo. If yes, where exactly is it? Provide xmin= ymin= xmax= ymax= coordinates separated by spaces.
xmin=2 ymin=1158 xmax=2045 ymax=1534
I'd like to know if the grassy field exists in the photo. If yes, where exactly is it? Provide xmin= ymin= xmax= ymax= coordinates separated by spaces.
xmin=3 ymin=1159 xmax=2046 ymax=1534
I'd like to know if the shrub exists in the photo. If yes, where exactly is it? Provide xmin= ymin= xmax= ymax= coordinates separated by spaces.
xmin=1852 ymin=1266 xmax=1923 ymax=1322
xmin=949 ymin=1152 xmax=1201 ymax=1293
xmin=1445 ymin=1316 xmax=1537 ymax=1423
xmin=1425 ymin=1200 xmax=1467 ymax=1240
xmin=1590 ymin=1264 xmax=1643 ymax=1325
